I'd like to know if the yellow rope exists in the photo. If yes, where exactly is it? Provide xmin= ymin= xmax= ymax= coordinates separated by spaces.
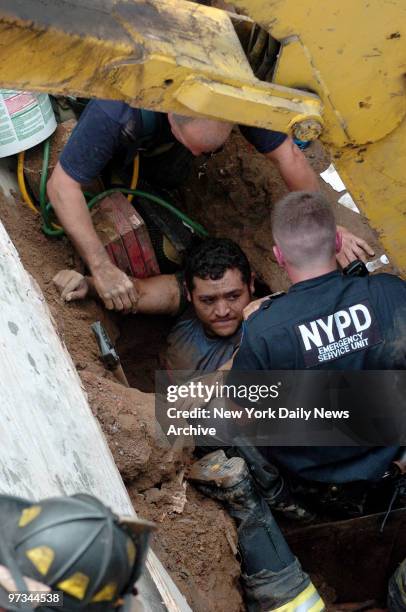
xmin=17 ymin=151 xmax=39 ymax=214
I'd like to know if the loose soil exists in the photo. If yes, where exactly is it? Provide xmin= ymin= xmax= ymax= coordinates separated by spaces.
xmin=0 ymin=129 xmax=393 ymax=611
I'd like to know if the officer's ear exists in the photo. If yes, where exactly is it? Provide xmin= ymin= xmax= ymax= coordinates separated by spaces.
xmin=273 ymin=245 xmax=285 ymax=268
xmin=335 ymin=230 xmax=343 ymax=254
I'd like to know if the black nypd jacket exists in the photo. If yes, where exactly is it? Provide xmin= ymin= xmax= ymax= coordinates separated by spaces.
xmin=230 ymin=270 xmax=406 ymax=482
xmin=234 ymin=271 xmax=406 ymax=371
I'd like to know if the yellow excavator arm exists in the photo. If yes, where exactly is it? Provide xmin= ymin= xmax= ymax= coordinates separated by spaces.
xmin=0 ymin=0 xmax=405 ymax=273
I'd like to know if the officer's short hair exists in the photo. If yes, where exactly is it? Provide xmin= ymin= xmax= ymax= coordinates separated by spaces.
xmin=185 ymin=238 xmax=251 ymax=292
xmin=272 ymin=191 xmax=336 ymax=267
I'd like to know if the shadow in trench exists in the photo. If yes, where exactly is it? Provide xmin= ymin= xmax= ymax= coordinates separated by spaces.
xmin=116 ymin=313 xmax=172 ymax=393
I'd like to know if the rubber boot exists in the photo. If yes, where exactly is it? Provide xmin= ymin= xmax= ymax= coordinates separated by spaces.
xmin=229 ymin=442 xmax=314 ymax=523
xmin=189 ymin=450 xmax=325 ymax=612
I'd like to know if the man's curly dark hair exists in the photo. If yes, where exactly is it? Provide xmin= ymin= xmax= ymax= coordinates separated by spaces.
xmin=185 ymin=238 xmax=251 ymax=291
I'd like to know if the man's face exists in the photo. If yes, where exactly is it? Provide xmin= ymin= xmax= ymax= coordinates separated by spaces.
xmin=188 ymin=268 xmax=253 ymax=337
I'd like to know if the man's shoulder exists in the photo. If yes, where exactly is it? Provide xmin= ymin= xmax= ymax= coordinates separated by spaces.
xmin=369 ymin=272 xmax=406 ymax=291
xmin=85 ymin=99 xmax=140 ymax=126
xmin=246 ymin=291 xmax=289 ymax=328
xmin=172 ymin=304 xmax=198 ymax=326
xmin=60 ymin=99 xmax=144 ymax=183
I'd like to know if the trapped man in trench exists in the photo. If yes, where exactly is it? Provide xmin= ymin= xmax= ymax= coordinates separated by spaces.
xmin=47 ymin=99 xmax=374 ymax=313
xmin=54 ymin=237 xmax=255 ymax=373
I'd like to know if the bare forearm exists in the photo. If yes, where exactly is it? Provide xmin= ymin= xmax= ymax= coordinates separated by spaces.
xmin=278 ymin=157 xmax=319 ymax=191
xmin=87 ymin=274 xmax=181 ymax=315
xmin=48 ymin=183 xmax=109 ymax=273
xmin=266 ymin=138 xmax=319 ymax=192
xmin=48 ymin=163 xmax=138 ymax=310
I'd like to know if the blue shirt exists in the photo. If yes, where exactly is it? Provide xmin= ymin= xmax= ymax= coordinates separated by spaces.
xmin=60 ymin=100 xmax=288 ymax=184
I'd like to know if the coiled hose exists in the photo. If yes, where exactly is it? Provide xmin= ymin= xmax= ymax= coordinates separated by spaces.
xmin=18 ymin=138 xmax=208 ymax=239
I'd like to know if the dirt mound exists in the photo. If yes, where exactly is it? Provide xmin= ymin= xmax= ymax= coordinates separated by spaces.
xmin=132 ymin=483 xmax=243 ymax=612
xmin=81 ymin=370 xmax=189 ymax=488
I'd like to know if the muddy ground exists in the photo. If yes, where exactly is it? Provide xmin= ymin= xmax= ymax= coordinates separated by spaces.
xmin=0 ymin=132 xmax=392 ymax=611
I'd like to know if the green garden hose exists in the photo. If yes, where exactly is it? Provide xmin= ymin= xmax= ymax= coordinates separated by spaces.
xmin=40 ymin=139 xmax=208 ymax=239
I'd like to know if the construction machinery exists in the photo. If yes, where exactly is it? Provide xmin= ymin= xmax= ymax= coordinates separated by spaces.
xmin=0 ymin=0 xmax=405 ymax=274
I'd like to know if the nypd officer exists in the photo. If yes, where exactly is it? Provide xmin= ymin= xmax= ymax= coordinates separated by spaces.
xmin=231 ymin=190 xmax=406 ymax=483
xmin=227 ymin=190 xmax=406 ymax=610
xmin=235 ymin=190 xmax=406 ymax=372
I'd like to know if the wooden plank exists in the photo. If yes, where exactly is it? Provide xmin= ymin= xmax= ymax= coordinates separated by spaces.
xmin=0 ymin=209 xmax=191 ymax=612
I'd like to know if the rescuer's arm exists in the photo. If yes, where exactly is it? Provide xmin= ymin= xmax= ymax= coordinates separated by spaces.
xmin=265 ymin=139 xmax=374 ymax=264
xmin=91 ymin=273 xmax=181 ymax=315
xmin=47 ymin=163 xmax=138 ymax=312
xmin=53 ymin=268 xmax=181 ymax=315
xmin=265 ymin=136 xmax=319 ymax=191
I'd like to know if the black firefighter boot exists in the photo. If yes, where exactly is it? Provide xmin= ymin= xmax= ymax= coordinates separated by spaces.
xmin=230 ymin=440 xmax=315 ymax=523
xmin=189 ymin=450 xmax=325 ymax=612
